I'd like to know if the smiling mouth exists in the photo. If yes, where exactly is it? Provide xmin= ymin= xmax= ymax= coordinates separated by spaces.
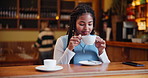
xmin=75 ymin=30 xmax=90 ymax=35
xmin=81 ymin=31 xmax=89 ymax=35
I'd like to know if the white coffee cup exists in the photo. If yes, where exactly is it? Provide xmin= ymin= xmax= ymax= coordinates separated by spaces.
xmin=44 ymin=59 xmax=56 ymax=69
xmin=82 ymin=35 xmax=96 ymax=45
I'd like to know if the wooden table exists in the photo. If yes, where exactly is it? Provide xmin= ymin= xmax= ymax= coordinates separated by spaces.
xmin=0 ymin=61 xmax=148 ymax=78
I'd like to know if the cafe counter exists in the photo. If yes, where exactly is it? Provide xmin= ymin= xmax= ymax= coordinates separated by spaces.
xmin=106 ymin=41 xmax=148 ymax=62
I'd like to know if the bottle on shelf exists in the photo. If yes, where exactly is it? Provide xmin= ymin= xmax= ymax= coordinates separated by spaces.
xmin=0 ymin=24 xmax=2 ymax=29
xmin=20 ymin=25 xmax=23 ymax=29
xmin=6 ymin=24 xmax=9 ymax=29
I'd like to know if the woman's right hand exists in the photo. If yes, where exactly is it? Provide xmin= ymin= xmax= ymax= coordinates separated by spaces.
xmin=68 ymin=34 xmax=81 ymax=51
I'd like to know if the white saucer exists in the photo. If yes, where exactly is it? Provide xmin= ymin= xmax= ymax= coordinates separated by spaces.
xmin=79 ymin=61 xmax=102 ymax=66
xmin=35 ymin=65 xmax=63 ymax=71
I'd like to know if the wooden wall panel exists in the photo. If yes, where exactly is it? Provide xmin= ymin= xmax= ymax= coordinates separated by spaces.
xmin=129 ymin=49 xmax=148 ymax=61
xmin=106 ymin=46 xmax=123 ymax=62
xmin=106 ymin=45 xmax=148 ymax=62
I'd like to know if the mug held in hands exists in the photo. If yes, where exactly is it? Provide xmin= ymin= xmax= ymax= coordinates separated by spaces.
xmin=82 ymin=35 xmax=96 ymax=45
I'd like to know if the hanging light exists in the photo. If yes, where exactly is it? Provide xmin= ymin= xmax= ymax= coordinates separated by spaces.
xmin=37 ymin=15 xmax=40 ymax=19
xmin=135 ymin=0 xmax=140 ymax=5
xmin=56 ymin=16 xmax=59 ymax=20
xmin=132 ymin=0 xmax=136 ymax=6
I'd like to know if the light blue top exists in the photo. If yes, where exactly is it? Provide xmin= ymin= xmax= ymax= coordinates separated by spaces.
xmin=61 ymin=35 xmax=100 ymax=64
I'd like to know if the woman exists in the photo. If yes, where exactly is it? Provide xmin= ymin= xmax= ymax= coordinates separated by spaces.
xmin=54 ymin=4 xmax=110 ymax=64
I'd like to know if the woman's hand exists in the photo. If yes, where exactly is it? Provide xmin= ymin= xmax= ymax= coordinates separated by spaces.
xmin=68 ymin=34 xmax=82 ymax=51
xmin=95 ymin=36 xmax=106 ymax=55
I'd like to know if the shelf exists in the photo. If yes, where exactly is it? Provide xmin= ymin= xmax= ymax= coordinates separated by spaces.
xmin=0 ymin=17 xmax=17 ymax=19
xmin=126 ymin=1 xmax=147 ymax=31
xmin=61 ymin=10 xmax=73 ymax=13
xmin=135 ymin=17 xmax=146 ymax=20
xmin=135 ymin=3 xmax=147 ymax=7
xmin=60 ymin=19 xmax=70 ymax=21
xmin=0 ymin=0 xmax=94 ymax=30
xmin=0 ymin=28 xmax=39 ymax=31
xmin=20 ymin=0 xmax=37 ymax=8
xmin=19 ymin=8 xmax=38 ymax=11
xmin=61 ymin=1 xmax=75 ymax=10
xmin=19 ymin=18 xmax=38 ymax=20
xmin=40 ymin=18 xmax=57 ymax=20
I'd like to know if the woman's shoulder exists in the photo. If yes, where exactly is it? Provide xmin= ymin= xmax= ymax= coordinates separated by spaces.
xmin=58 ymin=35 xmax=68 ymax=39
xmin=57 ymin=35 xmax=68 ymax=42
xmin=57 ymin=35 xmax=68 ymax=50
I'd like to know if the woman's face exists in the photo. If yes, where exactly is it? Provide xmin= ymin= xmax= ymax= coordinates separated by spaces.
xmin=76 ymin=13 xmax=93 ymax=36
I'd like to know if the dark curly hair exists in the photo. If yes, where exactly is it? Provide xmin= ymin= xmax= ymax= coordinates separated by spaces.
xmin=67 ymin=4 xmax=96 ymax=46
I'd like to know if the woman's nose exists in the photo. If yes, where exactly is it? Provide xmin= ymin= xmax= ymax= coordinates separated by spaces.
xmin=84 ymin=25 xmax=89 ymax=30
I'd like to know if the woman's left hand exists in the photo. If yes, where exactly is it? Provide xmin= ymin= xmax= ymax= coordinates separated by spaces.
xmin=95 ymin=36 xmax=106 ymax=55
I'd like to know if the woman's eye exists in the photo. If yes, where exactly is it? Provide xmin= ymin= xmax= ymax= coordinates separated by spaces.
xmin=88 ymin=24 xmax=92 ymax=26
xmin=79 ymin=24 xmax=85 ymax=26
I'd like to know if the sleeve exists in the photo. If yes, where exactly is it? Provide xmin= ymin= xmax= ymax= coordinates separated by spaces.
xmin=98 ymin=49 xmax=110 ymax=63
xmin=34 ymin=37 xmax=42 ymax=48
xmin=53 ymin=37 xmax=75 ymax=64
